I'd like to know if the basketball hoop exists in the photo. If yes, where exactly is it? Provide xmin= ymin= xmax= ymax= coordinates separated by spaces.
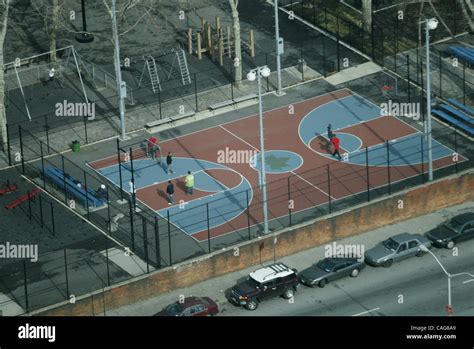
xmin=382 ymin=85 xmax=393 ymax=97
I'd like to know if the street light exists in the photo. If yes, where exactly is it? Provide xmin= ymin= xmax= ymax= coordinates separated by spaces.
xmin=420 ymin=244 xmax=474 ymax=315
xmin=76 ymin=0 xmax=94 ymax=43
xmin=247 ymin=66 xmax=271 ymax=234
xmin=423 ymin=17 xmax=438 ymax=181
xmin=274 ymin=0 xmax=283 ymax=96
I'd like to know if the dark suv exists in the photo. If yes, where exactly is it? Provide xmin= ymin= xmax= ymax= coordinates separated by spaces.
xmin=229 ymin=263 xmax=299 ymax=311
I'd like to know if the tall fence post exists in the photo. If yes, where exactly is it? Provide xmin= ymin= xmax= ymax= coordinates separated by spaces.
xmin=421 ymin=135 xmax=425 ymax=183
xmin=194 ymin=72 xmax=198 ymax=112
xmin=83 ymin=115 xmax=89 ymax=144
xmin=50 ymin=202 xmax=56 ymax=236
xmin=40 ymin=141 xmax=46 ymax=189
xmin=83 ymin=172 xmax=90 ymax=220
xmin=439 ymin=51 xmax=442 ymax=98
xmin=129 ymin=146 xmax=136 ymax=211
xmin=27 ymin=190 xmax=32 ymax=220
xmin=6 ymin=123 xmax=12 ymax=166
xmin=167 ymin=210 xmax=172 ymax=266
xmin=61 ymin=156 xmax=68 ymax=204
xmin=39 ymin=195 xmax=44 ymax=228
xmin=158 ymin=87 xmax=163 ymax=119
xmin=336 ymin=14 xmax=341 ymax=72
xmin=462 ymin=62 xmax=466 ymax=105
xmin=327 ymin=164 xmax=332 ymax=213
xmin=406 ymin=55 xmax=411 ymax=104
xmin=23 ymin=260 xmax=29 ymax=312
xmin=365 ymin=146 xmax=370 ymax=202
xmin=64 ymin=249 xmax=70 ymax=297
xmin=322 ymin=34 xmax=327 ymax=77
xmin=19 ymin=126 xmax=25 ymax=174
xmin=154 ymin=216 xmax=162 ymax=268
xmin=287 ymin=177 xmax=292 ymax=227
xmin=246 ymin=189 xmax=251 ymax=240
xmin=45 ymin=114 xmax=50 ymax=153
xmin=129 ymin=198 xmax=135 ymax=252
xmin=116 ymin=139 xmax=124 ymax=201
xmin=386 ymin=140 xmax=391 ymax=195
xmin=206 ymin=203 xmax=211 ymax=253
xmin=454 ymin=129 xmax=458 ymax=173
xmin=104 ymin=235 xmax=111 ymax=286
xmin=142 ymin=218 xmax=150 ymax=274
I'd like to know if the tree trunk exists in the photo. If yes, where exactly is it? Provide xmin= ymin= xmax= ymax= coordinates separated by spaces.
xmin=229 ymin=0 xmax=242 ymax=85
xmin=0 ymin=0 xmax=11 ymax=151
xmin=49 ymin=0 xmax=59 ymax=62
xmin=361 ymin=0 xmax=372 ymax=35
xmin=460 ymin=0 xmax=474 ymax=33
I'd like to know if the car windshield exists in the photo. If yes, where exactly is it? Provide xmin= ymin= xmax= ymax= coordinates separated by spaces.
xmin=247 ymin=276 xmax=261 ymax=288
xmin=316 ymin=259 xmax=335 ymax=272
xmin=445 ymin=218 xmax=463 ymax=233
xmin=165 ymin=303 xmax=183 ymax=315
xmin=382 ymin=238 xmax=399 ymax=251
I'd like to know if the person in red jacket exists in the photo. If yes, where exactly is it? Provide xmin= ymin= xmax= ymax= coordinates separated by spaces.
xmin=331 ymin=135 xmax=342 ymax=161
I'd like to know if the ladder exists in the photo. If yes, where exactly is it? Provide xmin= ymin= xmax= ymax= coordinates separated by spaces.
xmin=145 ymin=55 xmax=161 ymax=93
xmin=175 ymin=48 xmax=191 ymax=86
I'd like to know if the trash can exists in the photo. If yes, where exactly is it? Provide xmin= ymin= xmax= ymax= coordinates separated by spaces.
xmin=72 ymin=140 xmax=81 ymax=152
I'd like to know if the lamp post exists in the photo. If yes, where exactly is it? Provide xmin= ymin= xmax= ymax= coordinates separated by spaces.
xmin=420 ymin=244 xmax=474 ymax=315
xmin=247 ymin=66 xmax=271 ymax=234
xmin=76 ymin=0 xmax=94 ymax=43
xmin=111 ymin=0 xmax=129 ymax=140
xmin=424 ymin=18 xmax=438 ymax=181
xmin=274 ymin=0 xmax=283 ymax=96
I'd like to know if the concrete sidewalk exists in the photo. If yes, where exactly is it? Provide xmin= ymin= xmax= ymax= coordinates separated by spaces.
xmin=107 ymin=200 xmax=474 ymax=316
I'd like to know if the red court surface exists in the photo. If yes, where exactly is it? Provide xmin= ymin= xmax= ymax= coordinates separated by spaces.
xmin=90 ymin=89 xmax=462 ymax=241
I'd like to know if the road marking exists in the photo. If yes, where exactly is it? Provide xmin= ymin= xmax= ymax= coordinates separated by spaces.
xmin=462 ymin=279 xmax=474 ymax=284
xmin=220 ymin=125 xmax=259 ymax=151
xmin=352 ymin=307 xmax=380 ymax=317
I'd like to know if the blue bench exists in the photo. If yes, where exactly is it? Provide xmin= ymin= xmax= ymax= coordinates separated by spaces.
xmin=447 ymin=98 xmax=474 ymax=116
xmin=449 ymin=46 xmax=474 ymax=65
xmin=439 ymin=104 xmax=474 ymax=125
xmin=432 ymin=110 xmax=474 ymax=137
xmin=43 ymin=167 xmax=106 ymax=208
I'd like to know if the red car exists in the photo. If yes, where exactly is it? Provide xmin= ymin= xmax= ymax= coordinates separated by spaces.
xmin=154 ymin=296 xmax=219 ymax=317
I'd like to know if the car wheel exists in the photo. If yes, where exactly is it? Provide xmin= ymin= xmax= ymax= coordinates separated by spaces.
xmin=244 ymin=300 xmax=258 ymax=311
xmin=282 ymin=289 xmax=294 ymax=299
xmin=382 ymin=259 xmax=393 ymax=268
xmin=318 ymin=279 xmax=328 ymax=288
xmin=350 ymin=268 xmax=360 ymax=277
xmin=446 ymin=241 xmax=455 ymax=249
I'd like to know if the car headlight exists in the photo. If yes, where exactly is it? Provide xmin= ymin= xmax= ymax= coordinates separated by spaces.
xmin=239 ymin=296 xmax=248 ymax=300
xmin=437 ymin=239 xmax=443 ymax=243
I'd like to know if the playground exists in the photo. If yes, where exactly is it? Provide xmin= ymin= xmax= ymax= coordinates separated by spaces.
xmin=88 ymin=88 xmax=465 ymax=242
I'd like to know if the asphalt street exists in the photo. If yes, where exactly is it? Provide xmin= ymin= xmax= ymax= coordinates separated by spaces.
xmin=108 ymin=200 xmax=474 ymax=317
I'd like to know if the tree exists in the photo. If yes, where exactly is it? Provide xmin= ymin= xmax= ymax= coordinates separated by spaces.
xmin=361 ymin=0 xmax=372 ymax=35
xmin=459 ymin=0 xmax=473 ymax=33
xmin=229 ymin=0 xmax=242 ymax=84
xmin=0 ymin=0 xmax=11 ymax=150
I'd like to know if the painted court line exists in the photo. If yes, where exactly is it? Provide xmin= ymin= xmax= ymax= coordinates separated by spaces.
xmin=352 ymin=307 xmax=381 ymax=317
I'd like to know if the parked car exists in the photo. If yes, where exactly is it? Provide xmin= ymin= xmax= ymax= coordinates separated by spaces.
xmin=299 ymin=257 xmax=365 ymax=288
xmin=425 ymin=212 xmax=474 ymax=249
xmin=229 ymin=263 xmax=299 ymax=311
xmin=154 ymin=296 xmax=219 ymax=316
xmin=364 ymin=233 xmax=432 ymax=267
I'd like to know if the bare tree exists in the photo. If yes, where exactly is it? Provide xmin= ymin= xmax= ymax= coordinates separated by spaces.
xmin=0 ymin=0 xmax=11 ymax=150
xmin=459 ymin=0 xmax=474 ymax=33
xmin=229 ymin=0 xmax=242 ymax=84
xmin=361 ymin=0 xmax=372 ymax=35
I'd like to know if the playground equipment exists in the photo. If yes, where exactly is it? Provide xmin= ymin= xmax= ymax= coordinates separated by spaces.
xmin=5 ymin=188 xmax=41 ymax=210
xmin=138 ymin=47 xmax=191 ymax=93
xmin=187 ymin=16 xmax=255 ymax=66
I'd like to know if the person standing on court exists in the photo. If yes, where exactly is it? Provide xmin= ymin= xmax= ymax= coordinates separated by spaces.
xmin=327 ymin=124 xmax=334 ymax=140
xmin=331 ymin=135 xmax=342 ymax=161
xmin=166 ymin=180 xmax=174 ymax=205
xmin=166 ymin=152 xmax=174 ymax=175
xmin=185 ymin=171 xmax=194 ymax=195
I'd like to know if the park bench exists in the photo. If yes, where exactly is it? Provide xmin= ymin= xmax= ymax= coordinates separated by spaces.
xmin=447 ymin=98 xmax=474 ymax=116
xmin=449 ymin=46 xmax=474 ymax=66
xmin=145 ymin=110 xmax=195 ymax=129
xmin=209 ymin=99 xmax=235 ymax=111
xmin=439 ymin=104 xmax=474 ymax=125
xmin=233 ymin=93 xmax=257 ymax=104
xmin=432 ymin=109 xmax=474 ymax=137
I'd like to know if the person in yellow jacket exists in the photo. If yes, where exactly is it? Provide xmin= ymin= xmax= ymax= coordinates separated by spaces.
xmin=185 ymin=171 xmax=194 ymax=195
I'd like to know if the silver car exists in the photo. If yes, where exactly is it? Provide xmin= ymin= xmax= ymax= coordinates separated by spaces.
xmin=364 ymin=233 xmax=432 ymax=267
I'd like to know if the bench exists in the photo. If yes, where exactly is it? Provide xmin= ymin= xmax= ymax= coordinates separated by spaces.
xmin=449 ymin=46 xmax=474 ymax=65
xmin=432 ymin=110 xmax=474 ymax=137
xmin=233 ymin=93 xmax=258 ymax=103
xmin=447 ymin=98 xmax=474 ymax=116
xmin=145 ymin=111 xmax=195 ymax=129
xmin=43 ymin=167 xmax=106 ymax=208
xmin=209 ymin=99 xmax=235 ymax=110
xmin=439 ymin=104 xmax=474 ymax=125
